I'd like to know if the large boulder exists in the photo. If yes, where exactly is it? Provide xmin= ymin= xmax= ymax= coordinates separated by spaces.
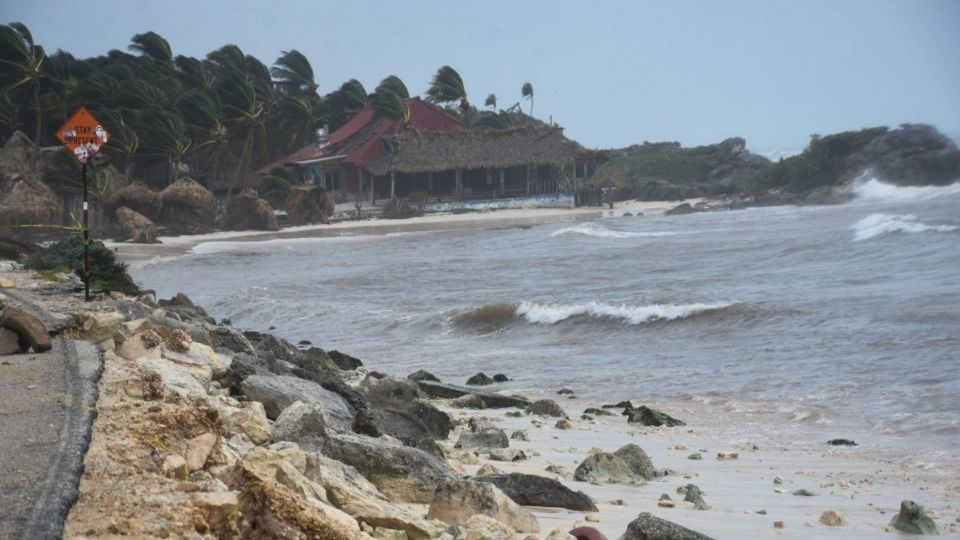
xmin=526 ymin=399 xmax=567 ymax=418
xmin=574 ymin=444 xmax=658 ymax=484
xmin=240 ymin=374 xmax=354 ymax=432
xmin=474 ymin=473 xmax=597 ymax=511
xmin=624 ymin=405 xmax=685 ymax=427
xmin=890 ymin=500 xmax=939 ymax=535
xmin=273 ymin=400 xmax=329 ymax=451
xmin=233 ymin=446 xmax=367 ymax=539
xmin=0 ymin=305 xmax=51 ymax=352
xmin=304 ymin=452 xmax=443 ymax=539
xmin=221 ymin=190 xmax=278 ymax=231
xmin=620 ymin=512 xmax=716 ymax=540
xmin=115 ymin=206 xmax=158 ymax=243
xmin=865 ymin=124 xmax=960 ymax=186
xmin=456 ymin=428 xmax=509 ymax=450
xmin=158 ymin=293 xmax=215 ymax=325
xmin=426 ymin=479 xmax=539 ymax=533
xmin=322 ymin=432 xmax=455 ymax=503
xmin=369 ymin=408 xmax=441 ymax=456
xmin=408 ymin=369 xmax=440 ymax=382
xmin=415 ymin=380 xmax=529 ymax=408
xmin=362 ymin=376 xmax=451 ymax=440
xmin=328 ymin=350 xmax=363 ymax=370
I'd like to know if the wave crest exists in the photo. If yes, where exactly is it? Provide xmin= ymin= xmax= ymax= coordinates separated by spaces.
xmin=852 ymin=177 xmax=960 ymax=203
xmin=852 ymin=213 xmax=957 ymax=241
xmin=551 ymin=222 xmax=681 ymax=239
xmin=450 ymin=301 xmax=736 ymax=331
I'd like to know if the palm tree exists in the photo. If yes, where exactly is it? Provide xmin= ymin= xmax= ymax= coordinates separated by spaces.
xmin=180 ymin=89 xmax=229 ymax=186
xmin=274 ymin=93 xmax=324 ymax=152
xmin=426 ymin=65 xmax=468 ymax=113
xmin=142 ymin=109 xmax=193 ymax=185
xmin=0 ymin=22 xmax=47 ymax=142
xmin=129 ymin=31 xmax=174 ymax=70
xmin=485 ymin=93 xmax=496 ymax=110
xmin=271 ymin=50 xmax=317 ymax=95
xmin=324 ymin=79 xmax=367 ymax=129
xmin=371 ymin=75 xmax=409 ymax=121
xmin=522 ymin=82 xmax=534 ymax=118
xmin=207 ymin=45 xmax=271 ymax=192
xmin=42 ymin=50 xmax=83 ymax=124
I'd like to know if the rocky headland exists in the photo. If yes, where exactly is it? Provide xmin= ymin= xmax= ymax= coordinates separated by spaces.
xmin=598 ymin=123 xmax=960 ymax=211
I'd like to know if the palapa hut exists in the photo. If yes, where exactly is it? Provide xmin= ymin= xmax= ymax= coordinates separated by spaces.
xmin=102 ymin=182 xmax=163 ymax=221
xmin=0 ymin=176 xmax=61 ymax=227
xmin=160 ymin=178 xmax=215 ymax=234
xmin=368 ymin=126 xmax=599 ymax=202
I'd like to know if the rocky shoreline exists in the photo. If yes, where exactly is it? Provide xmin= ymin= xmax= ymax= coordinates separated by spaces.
xmin=0 ymin=266 xmax=955 ymax=539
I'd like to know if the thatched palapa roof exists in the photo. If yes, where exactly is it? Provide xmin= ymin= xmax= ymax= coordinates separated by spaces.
xmin=0 ymin=177 xmax=61 ymax=225
xmin=369 ymin=126 xmax=585 ymax=175
xmin=103 ymin=182 xmax=163 ymax=220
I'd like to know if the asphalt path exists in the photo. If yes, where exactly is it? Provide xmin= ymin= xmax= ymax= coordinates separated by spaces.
xmin=0 ymin=295 xmax=101 ymax=540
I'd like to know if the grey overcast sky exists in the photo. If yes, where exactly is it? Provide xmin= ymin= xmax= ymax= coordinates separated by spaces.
xmin=6 ymin=0 xmax=959 ymax=152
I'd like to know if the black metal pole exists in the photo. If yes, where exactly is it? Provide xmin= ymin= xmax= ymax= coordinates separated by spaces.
xmin=82 ymin=161 xmax=90 ymax=301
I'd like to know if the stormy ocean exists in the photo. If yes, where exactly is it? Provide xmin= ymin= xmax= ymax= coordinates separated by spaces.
xmin=134 ymin=179 xmax=960 ymax=464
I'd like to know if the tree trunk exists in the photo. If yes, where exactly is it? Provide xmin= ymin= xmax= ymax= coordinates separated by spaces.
xmin=229 ymin=128 xmax=255 ymax=199
xmin=33 ymin=80 xmax=42 ymax=144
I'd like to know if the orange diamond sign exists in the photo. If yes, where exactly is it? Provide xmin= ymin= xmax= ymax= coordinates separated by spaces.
xmin=56 ymin=106 xmax=110 ymax=163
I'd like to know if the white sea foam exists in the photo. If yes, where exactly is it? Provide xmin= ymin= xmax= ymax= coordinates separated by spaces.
xmin=852 ymin=213 xmax=958 ymax=241
xmin=550 ymin=222 xmax=681 ymax=239
xmin=515 ymin=301 xmax=734 ymax=325
xmin=852 ymin=177 xmax=960 ymax=203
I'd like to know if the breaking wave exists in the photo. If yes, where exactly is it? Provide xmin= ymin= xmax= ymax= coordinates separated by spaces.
xmin=551 ymin=222 xmax=681 ymax=239
xmin=852 ymin=213 xmax=957 ymax=241
xmin=450 ymin=301 xmax=736 ymax=331
xmin=852 ymin=177 xmax=960 ymax=203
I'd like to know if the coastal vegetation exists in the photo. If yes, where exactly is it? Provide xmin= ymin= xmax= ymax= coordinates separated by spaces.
xmin=0 ymin=22 xmax=539 ymax=195
xmin=25 ymin=236 xmax=138 ymax=294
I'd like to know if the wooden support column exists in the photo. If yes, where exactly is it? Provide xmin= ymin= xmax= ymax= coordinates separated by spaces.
xmin=390 ymin=171 xmax=396 ymax=200
xmin=526 ymin=164 xmax=532 ymax=196
xmin=455 ymin=169 xmax=462 ymax=201
xmin=369 ymin=172 xmax=376 ymax=205
xmin=499 ymin=169 xmax=505 ymax=196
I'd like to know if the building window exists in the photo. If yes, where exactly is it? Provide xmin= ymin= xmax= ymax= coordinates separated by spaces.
xmin=324 ymin=171 xmax=342 ymax=191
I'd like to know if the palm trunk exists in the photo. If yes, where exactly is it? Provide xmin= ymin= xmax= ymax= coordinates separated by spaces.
xmin=33 ymin=80 xmax=42 ymax=144
xmin=230 ymin=128 xmax=255 ymax=198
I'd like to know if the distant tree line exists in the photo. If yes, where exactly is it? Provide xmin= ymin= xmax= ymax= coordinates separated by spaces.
xmin=0 ymin=22 xmax=540 ymax=192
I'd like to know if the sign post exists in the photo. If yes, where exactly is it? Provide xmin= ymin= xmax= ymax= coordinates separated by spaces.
xmin=55 ymin=106 xmax=110 ymax=301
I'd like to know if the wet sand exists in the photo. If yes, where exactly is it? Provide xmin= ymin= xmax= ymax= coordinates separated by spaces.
xmin=106 ymin=199 xmax=701 ymax=267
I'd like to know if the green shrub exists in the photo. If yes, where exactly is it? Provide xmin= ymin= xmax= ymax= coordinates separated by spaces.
xmin=26 ymin=237 xmax=139 ymax=295
xmin=0 ymin=240 xmax=22 ymax=261
xmin=381 ymin=199 xmax=423 ymax=219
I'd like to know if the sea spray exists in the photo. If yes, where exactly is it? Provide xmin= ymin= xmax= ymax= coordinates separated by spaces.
xmin=852 ymin=177 xmax=960 ymax=203
xmin=852 ymin=213 xmax=957 ymax=241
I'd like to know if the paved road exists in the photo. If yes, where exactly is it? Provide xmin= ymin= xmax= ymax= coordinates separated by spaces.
xmin=0 ymin=322 xmax=101 ymax=538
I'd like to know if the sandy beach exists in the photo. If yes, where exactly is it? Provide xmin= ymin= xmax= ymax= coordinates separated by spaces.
xmin=106 ymin=199 xmax=699 ymax=267
xmin=431 ymin=389 xmax=960 ymax=538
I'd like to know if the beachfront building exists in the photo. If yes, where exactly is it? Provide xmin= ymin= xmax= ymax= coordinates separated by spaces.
xmin=260 ymin=97 xmax=607 ymax=207
xmin=257 ymin=97 xmax=463 ymax=197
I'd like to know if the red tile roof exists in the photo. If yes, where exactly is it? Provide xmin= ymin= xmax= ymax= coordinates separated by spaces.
xmin=257 ymin=97 xmax=463 ymax=175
